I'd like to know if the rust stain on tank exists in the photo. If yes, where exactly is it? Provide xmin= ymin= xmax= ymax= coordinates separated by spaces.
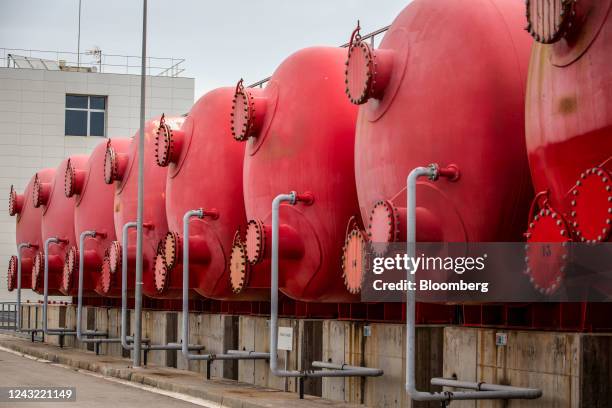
xmin=558 ymin=96 xmax=577 ymax=114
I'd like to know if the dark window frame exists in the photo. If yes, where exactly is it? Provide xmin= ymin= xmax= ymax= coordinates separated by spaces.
xmin=65 ymin=94 xmax=107 ymax=137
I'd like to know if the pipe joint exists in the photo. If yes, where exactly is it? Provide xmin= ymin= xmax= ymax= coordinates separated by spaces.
xmin=201 ymin=208 xmax=219 ymax=220
xmin=427 ymin=163 xmax=460 ymax=182
xmin=290 ymin=191 xmax=315 ymax=206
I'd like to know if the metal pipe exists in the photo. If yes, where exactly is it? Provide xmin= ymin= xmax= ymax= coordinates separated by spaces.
xmin=121 ymin=222 xmax=138 ymax=351
xmin=180 ymin=209 xmax=268 ymax=365
xmin=43 ymin=237 xmax=75 ymax=335
xmin=15 ymin=242 xmax=34 ymax=332
xmin=76 ymin=230 xmax=109 ymax=344
xmin=133 ymin=0 xmax=148 ymax=368
xmin=269 ymin=193 xmax=383 ymax=379
xmin=120 ymin=221 xmax=201 ymax=353
xmin=404 ymin=165 xmax=542 ymax=402
xmin=431 ymin=378 xmax=543 ymax=397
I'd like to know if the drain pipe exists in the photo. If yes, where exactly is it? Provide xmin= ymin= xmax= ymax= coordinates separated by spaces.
xmin=15 ymin=242 xmax=35 ymax=333
xmin=404 ymin=164 xmax=542 ymax=403
xmin=180 ymin=209 xmax=269 ymax=380
xmin=269 ymin=192 xmax=383 ymax=398
xmin=75 ymin=230 xmax=112 ymax=347
xmin=119 ymin=222 xmax=204 ymax=358
xmin=120 ymin=222 xmax=139 ymax=351
xmin=43 ymin=237 xmax=75 ymax=344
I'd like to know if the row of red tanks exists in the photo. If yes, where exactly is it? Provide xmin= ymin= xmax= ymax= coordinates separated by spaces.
xmin=8 ymin=0 xmax=612 ymax=329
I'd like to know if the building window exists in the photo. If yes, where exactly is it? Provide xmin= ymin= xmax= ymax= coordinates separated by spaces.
xmin=65 ymin=95 xmax=106 ymax=137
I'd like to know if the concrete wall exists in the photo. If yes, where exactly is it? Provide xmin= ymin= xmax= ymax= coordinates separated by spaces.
xmin=176 ymin=312 xmax=239 ymax=379
xmin=443 ymin=327 xmax=612 ymax=408
xmin=14 ymin=306 xmax=612 ymax=407
xmin=0 ymin=67 xmax=194 ymax=303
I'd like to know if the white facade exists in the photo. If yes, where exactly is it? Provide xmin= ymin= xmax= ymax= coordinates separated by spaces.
xmin=0 ymin=67 xmax=195 ymax=302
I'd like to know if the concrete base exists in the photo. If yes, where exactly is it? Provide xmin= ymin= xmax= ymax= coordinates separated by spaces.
xmin=443 ymin=327 xmax=612 ymax=408
xmin=13 ymin=305 xmax=612 ymax=407
xmin=176 ymin=312 xmax=238 ymax=379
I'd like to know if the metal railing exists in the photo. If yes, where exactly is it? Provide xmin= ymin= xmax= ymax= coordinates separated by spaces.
xmin=0 ymin=302 xmax=17 ymax=330
xmin=247 ymin=25 xmax=390 ymax=88
xmin=1 ymin=47 xmax=185 ymax=77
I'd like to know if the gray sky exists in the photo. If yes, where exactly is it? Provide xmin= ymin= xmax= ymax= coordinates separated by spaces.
xmin=1 ymin=0 xmax=408 ymax=97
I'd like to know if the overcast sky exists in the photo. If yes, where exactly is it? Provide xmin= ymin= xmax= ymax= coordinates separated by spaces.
xmin=1 ymin=0 xmax=408 ymax=97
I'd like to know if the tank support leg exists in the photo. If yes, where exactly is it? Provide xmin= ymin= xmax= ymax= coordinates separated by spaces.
xmin=299 ymin=377 xmax=304 ymax=399
xmin=59 ymin=334 xmax=64 ymax=348
xmin=206 ymin=360 xmax=211 ymax=380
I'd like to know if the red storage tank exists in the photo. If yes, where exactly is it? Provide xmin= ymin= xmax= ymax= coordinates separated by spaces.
xmin=523 ymin=0 xmax=612 ymax=291
xmin=32 ymin=157 xmax=89 ymax=296
xmin=154 ymin=88 xmax=267 ymax=300
xmin=103 ymin=117 xmax=185 ymax=299
xmin=341 ymin=0 xmax=534 ymax=293
xmin=64 ymin=140 xmax=127 ymax=297
xmin=7 ymin=169 xmax=55 ymax=294
xmin=231 ymin=47 xmax=359 ymax=303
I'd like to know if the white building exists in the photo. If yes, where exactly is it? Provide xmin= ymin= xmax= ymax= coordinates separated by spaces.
xmin=0 ymin=51 xmax=195 ymax=302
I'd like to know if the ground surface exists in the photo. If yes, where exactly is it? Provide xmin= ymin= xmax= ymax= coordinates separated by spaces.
xmin=0 ymin=349 xmax=204 ymax=407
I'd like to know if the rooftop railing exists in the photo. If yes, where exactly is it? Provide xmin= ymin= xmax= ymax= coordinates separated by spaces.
xmin=247 ymin=25 xmax=390 ymax=88
xmin=1 ymin=47 xmax=185 ymax=77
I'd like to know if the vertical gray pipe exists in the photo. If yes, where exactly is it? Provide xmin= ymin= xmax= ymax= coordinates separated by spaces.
xmin=404 ymin=165 xmax=541 ymax=402
xmin=269 ymin=193 xmax=298 ymax=376
xmin=133 ymin=0 xmax=148 ymax=368
xmin=76 ymin=230 xmax=96 ymax=341
xmin=121 ymin=222 xmax=137 ymax=351
xmin=16 ymin=243 xmax=31 ymax=332
xmin=268 ymin=193 xmax=381 ymax=379
xmin=43 ymin=237 xmax=60 ymax=334
xmin=405 ymin=166 xmax=432 ymax=398
xmin=181 ymin=209 xmax=202 ymax=359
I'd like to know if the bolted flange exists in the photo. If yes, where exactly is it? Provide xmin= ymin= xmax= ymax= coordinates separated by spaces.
xmin=245 ymin=219 xmax=265 ymax=265
xmin=163 ymin=232 xmax=180 ymax=271
xmin=229 ymin=231 xmax=249 ymax=294
xmin=31 ymin=251 xmax=44 ymax=291
xmin=154 ymin=252 xmax=170 ymax=294
xmin=525 ymin=0 xmax=576 ymax=44
xmin=99 ymin=251 xmax=114 ymax=295
xmin=7 ymin=255 xmax=17 ymax=292
xmin=341 ymin=226 xmax=367 ymax=295
xmin=8 ymin=185 xmax=23 ymax=216
xmin=32 ymin=174 xmax=50 ymax=208
xmin=108 ymin=241 xmax=121 ymax=274
xmin=525 ymin=206 xmax=571 ymax=295
xmin=62 ymin=246 xmax=79 ymax=293
xmin=569 ymin=167 xmax=612 ymax=243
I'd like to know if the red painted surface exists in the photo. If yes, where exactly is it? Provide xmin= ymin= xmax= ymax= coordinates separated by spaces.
xmin=348 ymin=0 xmax=533 ymax=246
xmin=157 ymin=88 xmax=266 ymax=300
xmin=35 ymin=157 xmax=89 ymax=296
xmin=106 ymin=118 xmax=185 ymax=299
xmin=8 ymin=170 xmax=55 ymax=294
xmin=234 ymin=47 xmax=360 ymax=303
xmin=525 ymin=0 xmax=612 ymax=236
xmin=66 ymin=140 xmax=125 ymax=297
